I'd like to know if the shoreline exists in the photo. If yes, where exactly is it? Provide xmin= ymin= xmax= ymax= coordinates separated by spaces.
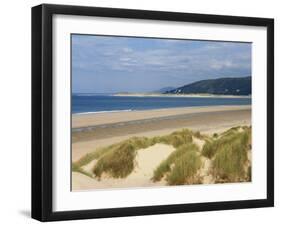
xmin=113 ymin=93 xmax=251 ymax=98
xmin=72 ymin=105 xmax=251 ymax=129
xmin=72 ymin=105 xmax=251 ymax=161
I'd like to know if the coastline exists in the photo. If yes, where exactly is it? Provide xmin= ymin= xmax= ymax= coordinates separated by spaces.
xmin=72 ymin=105 xmax=251 ymax=129
xmin=113 ymin=93 xmax=251 ymax=98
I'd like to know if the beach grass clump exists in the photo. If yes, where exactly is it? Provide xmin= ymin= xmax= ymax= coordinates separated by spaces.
xmin=152 ymin=144 xmax=190 ymax=181
xmin=74 ymin=145 xmax=114 ymax=168
xmin=126 ymin=136 xmax=154 ymax=149
xmin=202 ymin=126 xmax=248 ymax=159
xmin=201 ymin=134 xmax=238 ymax=159
xmin=213 ymin=143 xmax=246 ymax=182
xmin=74 ymin=136 xmax=153 ymax=169
xmin=201 ymin=126 xmax=251 ymax=182
xmin=152 ymin=161 xmax=171 ymax=182
xmin=212 ymin=129 xmax=251 ymax=182
xmin=157 ymin=129 xmax=193 ymax=148
xmin=166 ymin=151 xmax=202 ymax=185
xmin=201 ymin=139 xmax=216 ymax=158
xmin=93 ymin=142 xmax=137 ymax=178
xmin=91 ymin=136 xmax=156 ymax=178
xmin=152 ymin=143 xmax=200 ymax=182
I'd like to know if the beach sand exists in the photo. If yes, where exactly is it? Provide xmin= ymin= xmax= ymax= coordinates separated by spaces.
xmin=72 ymin=105 xmax=250 ymax=129
xmin=73 ymin=144 xmax=175 ymax=190
xmin=72 ymin=105 xmax=251 ymax=191
xmin=72 ymin=105 xmax=251 ymax=161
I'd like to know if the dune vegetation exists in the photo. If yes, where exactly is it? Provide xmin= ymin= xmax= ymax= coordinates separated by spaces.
xmin=152 ymin=143 xmax=202 ymax=185
xmin=93 ymin=129 xmax=195 ymax=179
xmin=211 ymin=127 xmax=251 ymax=182
xmin=93 ymin=142 xmax=137 ymax=178
xmin=72 ymin=126 xmax=252 ymax=185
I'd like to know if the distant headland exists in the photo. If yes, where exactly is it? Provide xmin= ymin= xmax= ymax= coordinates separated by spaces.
xmin=114 ymin=76 xmax=251 ymax=98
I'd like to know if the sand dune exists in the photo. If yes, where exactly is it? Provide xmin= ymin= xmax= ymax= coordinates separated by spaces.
xmin=72 ymin=105 xmax=251 ymax=191
xmin=72 ymin=144 xmax=175 ymax=190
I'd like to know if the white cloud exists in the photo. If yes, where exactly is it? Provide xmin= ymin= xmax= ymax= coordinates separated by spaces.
xmin=72 ymin=35 xmax=251 ymax=78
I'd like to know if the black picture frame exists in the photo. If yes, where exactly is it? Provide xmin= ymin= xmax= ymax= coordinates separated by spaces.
xmin=32 ymin=3 xmax=274 ymax=222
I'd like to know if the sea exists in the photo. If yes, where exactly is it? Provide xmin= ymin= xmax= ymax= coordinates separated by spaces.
xmin=72 ymin=94 xmax=251 ymax=115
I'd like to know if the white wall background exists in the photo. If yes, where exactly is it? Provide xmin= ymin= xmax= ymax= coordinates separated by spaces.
xmin=0 ymin=0 xmax=279 ymax=225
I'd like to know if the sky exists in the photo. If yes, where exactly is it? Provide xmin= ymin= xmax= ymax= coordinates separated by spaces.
xmin=72 ymin=34 xmax=252 ymax=93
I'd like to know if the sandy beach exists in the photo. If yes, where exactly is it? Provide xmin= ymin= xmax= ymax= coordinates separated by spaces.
xmin=72 ymin=105 xmax=250 ymax=129
xmin=72 ymin=105 xmax=251 ymax=160
xmin=72 ymin=105 xmax=251 ymax=190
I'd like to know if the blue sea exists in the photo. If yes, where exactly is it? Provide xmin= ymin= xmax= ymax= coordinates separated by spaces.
xmin=72 ymin=94 xmax=251 ymax=114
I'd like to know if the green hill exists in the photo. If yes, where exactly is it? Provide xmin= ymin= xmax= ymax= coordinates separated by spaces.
xmin=165 ymin=76 xmax=251 ymax=95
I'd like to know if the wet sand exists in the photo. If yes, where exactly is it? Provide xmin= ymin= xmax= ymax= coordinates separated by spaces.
xmin=72 ymin=105 xmax=250 ymax=128
xmin=72 ymin=105 xmax=251 ymax=161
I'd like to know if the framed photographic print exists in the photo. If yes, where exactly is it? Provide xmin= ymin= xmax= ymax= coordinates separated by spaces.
xmin=32 ymin=4 xmax=274 ymax=221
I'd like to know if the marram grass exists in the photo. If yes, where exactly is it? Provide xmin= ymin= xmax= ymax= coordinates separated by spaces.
xmin=92 ymin=130 xmax=194 ymax=178
xmin=211 ymin=128 xmax=251 ymax=182
xmin=152 ymin=143 xmax=200 ymax=182
xmin=166 ymin=150 xmax=202 ymax=185
xmin=72 ymin=129 xmax=194 ymax=179
xmin=93 ymin=142 xmax=137 ymax=178
xmin=72 ymin=126 xmax=252 ymax=184
xmin=202 ymin=126 xmax=249 ymax=159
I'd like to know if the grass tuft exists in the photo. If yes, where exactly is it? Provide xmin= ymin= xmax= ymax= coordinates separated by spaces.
xmin=152 ymin=143 xmax=199 ymax=182
xmin=212 ymin=128 xmax=251 ymax=182
xmin=74 ymin=145 xmax=116 ymax=168
xmin=157 ymin=129 xmax=193 ymax=148
xmin=74 ymin=137 xmax=153 ymax=168
xmin=202 ymin=126 xmax=249 ymax=159
xmin=166 ymin=150 xmax=202 ymax=185
xmin=93 ymin=142 xmax=136 ymax=178
xmin=201 ymin=139 xmax=216 ymax=158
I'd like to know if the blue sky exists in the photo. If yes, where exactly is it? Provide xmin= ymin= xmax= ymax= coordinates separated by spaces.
xmin=72 ymin=34 xmax=251 ymax=93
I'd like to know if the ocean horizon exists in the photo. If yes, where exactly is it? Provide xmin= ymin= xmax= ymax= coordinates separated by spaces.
xmin=72 ymin=94 xmax=251 ymax=114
